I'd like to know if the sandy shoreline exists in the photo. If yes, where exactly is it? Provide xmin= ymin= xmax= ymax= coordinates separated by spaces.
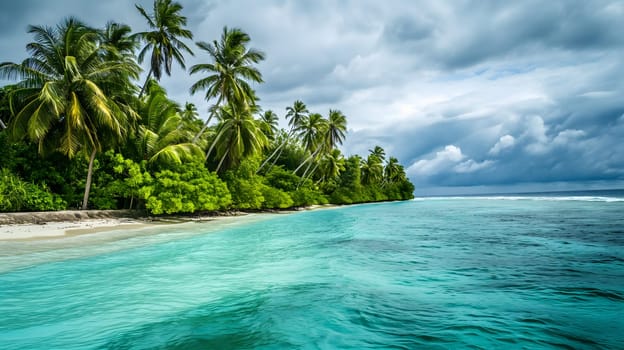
xmin=0 ymin=218 xmax=155 ymax=241
xmin=0 ymin=205 xmax=338 ymax=241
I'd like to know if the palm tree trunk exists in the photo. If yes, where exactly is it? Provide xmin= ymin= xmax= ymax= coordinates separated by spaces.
xmin=81 ymin=149 xmax=97 ymax=210
xmin=193 ymin=110 xmax=215 ymax=143
xmin=298 ymin=161 xmax=320 ymax=188
xmin=257 ymin=139 xmax=286 ymax=173
xmin=205 ymin=126 xmax=227 ymax=161
xmin=294 ymin=148 xmax=320 ymax=174
xmin=138 ymin=68 xmax=153 ymax=99
xmin=193 ymin=97 xmax=222 ymax=143
xmin=215 ymin=148 xmax=230 ymax=173
xmin=266 ymin=143 xmax=287 ymax=173
xmin=257 ymin=127 xmax=297 ymax=174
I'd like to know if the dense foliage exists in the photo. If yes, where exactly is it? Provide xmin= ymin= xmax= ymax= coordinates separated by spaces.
xmin=0 ymin=0 xmax=414 ymax=214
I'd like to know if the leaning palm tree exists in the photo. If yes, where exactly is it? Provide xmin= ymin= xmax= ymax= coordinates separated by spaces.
xmin=0 ymin=18 xmax=138 ymax=209
xmin=135 ymin=0 xmax=194 ymax=97
xmin=293 ymin=113 xmax=328 ymax=178
xmin=190 ymin=27 xmax=265 ymax=141
xmin=257 ymin=100 xmax=308 ymax=173
xmin=298 ymin=111 xmax=346 ymax=184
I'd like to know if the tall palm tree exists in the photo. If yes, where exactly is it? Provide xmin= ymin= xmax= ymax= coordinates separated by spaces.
xmin=190 ymin=27 xmax=265 ymax=140
xmin=135 ymin=0 xmax=194 ymax=97
xmin=99 ymin=21 xmax=142 ymax=135
xmin=206 ymin=103 xmax=268 ymax=173
xmin=0 ymin=18 xmax=137 ymax=209
xmin=325 ymin=109 xmax=347 ymax=149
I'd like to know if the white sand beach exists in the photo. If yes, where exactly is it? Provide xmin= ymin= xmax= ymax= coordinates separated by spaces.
xmin=0 ymin=218 xmax=150 ymax=240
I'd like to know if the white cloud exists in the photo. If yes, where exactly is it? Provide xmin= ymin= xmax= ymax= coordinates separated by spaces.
xmin=489 ymin=135 xmax=516 ymax=155
xmin=408 ymin=145 xmax=464 ymax=176
xmin=454 ymin=159 xmax=494 ymax=173
xmin=524 ymin=116 xmax=550 ymax=155
xmin=553 ymin=129 xmax=586 ymax=146
xmin=408 ymin=145 xmax=493 ymax=177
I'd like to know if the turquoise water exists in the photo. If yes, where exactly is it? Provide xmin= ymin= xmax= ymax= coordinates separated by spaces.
xmin=1 ymin=197 xmax=623 ymax=349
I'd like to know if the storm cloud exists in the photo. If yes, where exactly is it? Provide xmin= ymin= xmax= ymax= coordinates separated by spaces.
xmin=1 ymin=0 xmax=623 ymax=195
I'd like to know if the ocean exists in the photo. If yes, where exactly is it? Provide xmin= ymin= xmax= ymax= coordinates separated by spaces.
xmin=0 ymin=190 xmax=623 ymax=349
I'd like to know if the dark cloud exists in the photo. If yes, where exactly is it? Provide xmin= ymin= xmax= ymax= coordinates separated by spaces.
xmin=1 ymin=0 xmax=624 ymax=194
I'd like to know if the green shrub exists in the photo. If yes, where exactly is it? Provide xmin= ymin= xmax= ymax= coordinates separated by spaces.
xmin=0 ymin=168 xmax=66 ymax=212
xmin=261 ymin=185 xmax=293 ymax=209
xmin=144 ymin=162 xmax=231 ymax=215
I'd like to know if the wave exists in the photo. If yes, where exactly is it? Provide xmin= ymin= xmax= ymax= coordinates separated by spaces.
xmin=413 ymin=196 xmax=624 ymax=202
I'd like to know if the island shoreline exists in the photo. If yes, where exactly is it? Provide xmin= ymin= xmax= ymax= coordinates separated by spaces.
xmin=0 ymin=204 xmax=345 ymax=241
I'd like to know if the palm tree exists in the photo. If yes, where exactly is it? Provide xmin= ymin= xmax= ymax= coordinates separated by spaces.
xmin=100 ymin=21 xmax=138 ymax=60
xmin=297 ymin=111 xmax=346 ymax=184
xmin=285 ymin=100 xmax=308 ymax=130
xmin=293 ymin=113 xmax=328 ymax=179
xmin=369 ymin=145 xmax=386 ymax=163
xmin=297 ymin=113 xmax=327 ymax=154
xmin=206 ymin=103 xmax=268 ymax=173
xmin=99 ymin=21 xmax=142 ymax=135
xmin=384 ymin=156 xmax=405 ymax=183
xmin=361 ymin=153 xmax=384 ymax=185
xmin=135 ymin=82 xmax=203 ymax=165
xmin=0 ymin=18 xmax=137 ymax=209
xmin=135 ymin=0 xmax=194 ymax=97
xmin=182 ymin=102 xmax=198 ymax=121
xmin=325 ymin=109 xmax=347 ymax=149
xmin=318 ymin=148 xmax=346 ymax=182
xmin=190 ymin=27 xmax=265 ymax=140
xmin=257 ymin=100 xmax=308 ymax=173
xmin=259 ymin=110 xmax=279 ymax=140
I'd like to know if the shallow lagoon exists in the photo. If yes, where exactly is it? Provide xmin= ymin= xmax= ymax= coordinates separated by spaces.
xmin=1 ymin=197 xmax=623 ymax=349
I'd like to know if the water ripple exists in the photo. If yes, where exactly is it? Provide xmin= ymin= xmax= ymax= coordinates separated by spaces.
xmin=1 ymin=200 xmax=623 ymax=349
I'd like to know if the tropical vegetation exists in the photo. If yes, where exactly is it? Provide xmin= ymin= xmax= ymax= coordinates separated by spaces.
xmin=0 ymin=0 xmax=414 ymax=215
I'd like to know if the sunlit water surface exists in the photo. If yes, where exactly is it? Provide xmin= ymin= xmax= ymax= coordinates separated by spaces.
xmin=1 ymin=195 xmax=623 ymax=349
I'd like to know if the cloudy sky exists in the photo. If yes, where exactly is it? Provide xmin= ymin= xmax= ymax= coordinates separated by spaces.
xmin=2 ymin=0 xmax=624 ymax=195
